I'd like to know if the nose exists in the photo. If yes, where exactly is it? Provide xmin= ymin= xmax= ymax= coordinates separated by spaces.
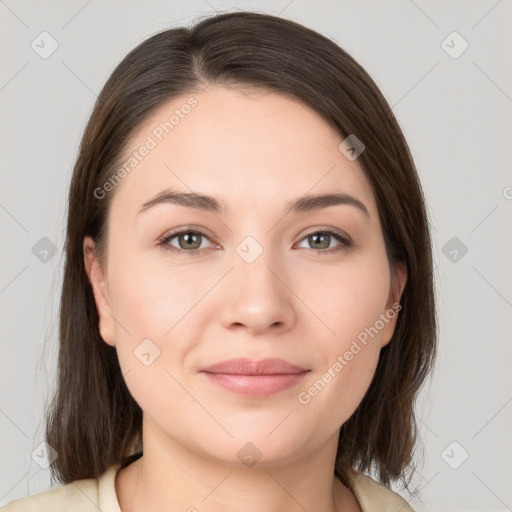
xmin=219 ymin=243 xmax=296 ymax=335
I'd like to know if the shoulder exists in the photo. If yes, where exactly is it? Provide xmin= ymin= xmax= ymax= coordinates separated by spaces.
xmin=0 ymin=467 xmax=114 ymax=512
xmin=347 ymin=469 xmax=415 ymax=511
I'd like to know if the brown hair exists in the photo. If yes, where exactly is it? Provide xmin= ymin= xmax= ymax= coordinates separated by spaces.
xmin=46 ymin=10 xmax=437 ymax=492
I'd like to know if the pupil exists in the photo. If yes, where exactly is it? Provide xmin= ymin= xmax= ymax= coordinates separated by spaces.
xmin=311 ymin=233 xmax=329 ymax=249
xmin=181 ymin=232 xmax=200 ymax=249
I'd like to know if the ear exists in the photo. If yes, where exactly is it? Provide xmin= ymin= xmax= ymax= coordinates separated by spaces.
xmin=83 ymin=236 xmax=116 ymax=347
xmin=380 ymin=261 xmax=407 ymax=348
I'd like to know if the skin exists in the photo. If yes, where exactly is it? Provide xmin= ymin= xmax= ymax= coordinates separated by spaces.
xmin=84 ymin=86 xmax=407 ymax=512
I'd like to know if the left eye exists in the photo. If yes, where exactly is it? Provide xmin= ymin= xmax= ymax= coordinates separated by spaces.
xmin=295 ymin=230 xmax=352 ymax=253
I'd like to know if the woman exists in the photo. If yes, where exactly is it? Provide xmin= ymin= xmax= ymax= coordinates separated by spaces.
xmin=2 ymin=10 xmax=437 ymax=511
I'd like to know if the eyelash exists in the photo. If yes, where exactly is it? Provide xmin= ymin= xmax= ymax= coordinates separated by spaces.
xmin=158 ymin=227 xmax=352 ymax=256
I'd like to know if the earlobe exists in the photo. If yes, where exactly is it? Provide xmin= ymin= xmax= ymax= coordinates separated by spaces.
xmin=380 ymin=261 xmax=408 ymax=348
xmin=83 ymin=236 xmax=116 ymax=347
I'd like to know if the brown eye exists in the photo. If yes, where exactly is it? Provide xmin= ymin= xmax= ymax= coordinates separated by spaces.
xmin=175 ymin=231 xmax=202 ymax=250
xmin=159 ymin=230 xmax=215 ymax=254
xmin=296 ymin=230 xmax=352 ymax=254
xmin=308 ymin=233 xmax=331 ymax=249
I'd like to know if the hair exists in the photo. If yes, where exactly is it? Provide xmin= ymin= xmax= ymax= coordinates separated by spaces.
xmin=45 ymin=10 xmax=437 ymax=493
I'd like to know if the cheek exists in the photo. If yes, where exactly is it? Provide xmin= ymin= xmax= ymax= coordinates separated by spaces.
xmin=294 ymin=248 xmax=391 ymax=343
xmin=293 ymin=253 xmax=390 ymax=421
xmin=108 ymin=247 xmax=214 ymax=334
xmin=296 ymin=308 xmax=383 ymax=431
xmin=105 ymin=253 xmax=207 ymax=412
xmin=106 ymin=248 xmax=219 ymax=387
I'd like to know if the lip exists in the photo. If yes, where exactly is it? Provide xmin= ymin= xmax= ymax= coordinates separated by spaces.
xmin=200 ymin=357 xmax=308 ymax=375
xmin=199 ymin=358 xmax=310 ymax=398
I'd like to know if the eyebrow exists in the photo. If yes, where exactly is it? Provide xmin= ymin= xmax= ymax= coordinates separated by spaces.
xmin=138 ymin=187 xmax=370 ymax=219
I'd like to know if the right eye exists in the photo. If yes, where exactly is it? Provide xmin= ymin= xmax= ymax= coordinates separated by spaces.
xmin=159 ymin=229 xmax=218 ymax=255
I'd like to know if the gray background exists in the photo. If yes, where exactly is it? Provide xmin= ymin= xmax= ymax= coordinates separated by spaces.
xmin=1 ymin=1 xmax=511 ymax=510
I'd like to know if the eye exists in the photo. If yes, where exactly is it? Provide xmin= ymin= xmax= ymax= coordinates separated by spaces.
xmin=295 ymin=229 xmax=352 ymax=255
xmin=158 ymin=227 xmax=352 ymax=256
xmin=158 ymin=229 xmax=217 ymax=256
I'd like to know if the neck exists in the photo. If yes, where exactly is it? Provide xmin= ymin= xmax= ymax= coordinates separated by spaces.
xmin=115 ymin=415 xmax=360 ymax=512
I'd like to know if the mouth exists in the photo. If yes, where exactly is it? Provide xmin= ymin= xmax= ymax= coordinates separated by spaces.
xmin=199 ymin=358 xmax=310 ymax=398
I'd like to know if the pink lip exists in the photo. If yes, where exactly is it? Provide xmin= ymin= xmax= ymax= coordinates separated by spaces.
xmin=199 ymin=358 xmax=310 ymax=398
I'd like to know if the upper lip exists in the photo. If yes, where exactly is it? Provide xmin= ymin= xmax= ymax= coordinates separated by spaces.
xmin=200 ymin=358 xmax=309 ymax=375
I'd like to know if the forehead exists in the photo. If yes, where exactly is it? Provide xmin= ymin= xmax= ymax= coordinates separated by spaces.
xmin=108 ymin=86 xmax=377 ymax=220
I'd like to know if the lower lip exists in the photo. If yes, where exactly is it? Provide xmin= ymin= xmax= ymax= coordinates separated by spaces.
xmin=201 ymin=372 xmax=308 ymax=397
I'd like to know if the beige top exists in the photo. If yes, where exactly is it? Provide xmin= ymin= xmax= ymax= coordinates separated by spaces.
xmin=1 ymin=463 xmax=414 ymax=511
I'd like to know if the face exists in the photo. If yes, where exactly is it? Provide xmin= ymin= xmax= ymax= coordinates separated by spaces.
xmin=84 ymin=86 xmax=406 ymax=467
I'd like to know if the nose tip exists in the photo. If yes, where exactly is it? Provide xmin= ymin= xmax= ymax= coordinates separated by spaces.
xmin=219 ymin=251 xmax=295 ymax=335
